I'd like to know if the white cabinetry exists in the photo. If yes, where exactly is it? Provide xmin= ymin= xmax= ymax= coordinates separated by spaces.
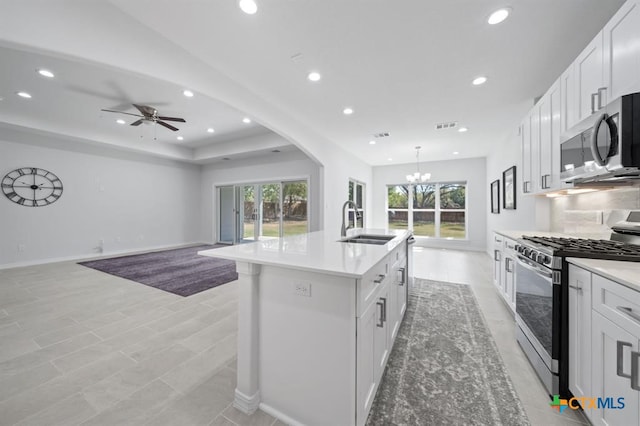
xmin=568 ymin=265 xmax=592 ymax=404
xmin=603 ymin=1 xmax=640 ymax=102
xmin=356 ymin=242 xmax=407 ymax=426
xmin=568 ymin=262 xmax=640 ymax=426
xmin=492 ymin=233 xmax=516 ymax=313
xmin=561 ymin=64 xmax=577 ymax=133
xmin=591 ymin=273 xmax=640 ymax=426
xmin=576 ymin=33 xmax=606 ymax=122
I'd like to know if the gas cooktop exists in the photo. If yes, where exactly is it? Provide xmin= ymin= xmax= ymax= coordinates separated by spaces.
xmin=520 ymin=236 xmax=640 ymax=262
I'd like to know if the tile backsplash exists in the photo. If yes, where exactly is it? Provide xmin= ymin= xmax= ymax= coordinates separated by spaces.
xmin=550 ymin=187 xmax=640 ymax=238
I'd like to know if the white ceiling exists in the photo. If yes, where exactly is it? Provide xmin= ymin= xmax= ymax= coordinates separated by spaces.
xmin=0 ymin=0 xmax=627 ymax=166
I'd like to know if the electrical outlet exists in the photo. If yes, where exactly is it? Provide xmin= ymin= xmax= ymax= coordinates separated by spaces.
xmin=294 ymin=282 xmax=311 ymax=297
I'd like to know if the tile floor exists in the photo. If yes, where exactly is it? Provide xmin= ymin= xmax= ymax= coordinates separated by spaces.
xmin=0 ymin=247 xmax=588 ymax=425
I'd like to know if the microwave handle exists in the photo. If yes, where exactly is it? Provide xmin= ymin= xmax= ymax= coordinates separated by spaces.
xmin=590 ymin=113 xmax=607 ymax=167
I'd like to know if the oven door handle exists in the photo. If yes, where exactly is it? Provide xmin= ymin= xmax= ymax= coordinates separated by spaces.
xmin=516 ymin=255 xmax=553 ymax=279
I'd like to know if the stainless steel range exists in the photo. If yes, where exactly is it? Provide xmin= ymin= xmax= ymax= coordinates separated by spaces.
xmin=514 ymin=212 xmax=640 ymax=397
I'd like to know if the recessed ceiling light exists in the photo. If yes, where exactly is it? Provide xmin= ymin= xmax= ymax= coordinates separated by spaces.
xmin=116 ymin=119 xmax=126 ymax=125
xmin=239 ymin=0 xmax=257 ymax=14
xmin=37 ymin=69 xmax=54 ymax=78
xmin=458 ymin=127 xmax=468 ymax=132
xmin=207 ymin=128 xmax=215 ymax=133
xmin=488 ymin=8 xmax=510 ymax=25
xmin=183 ymin=90 xmax=194 ymax=97
xmin=387 ymin=158 xmax=393 ymax=161
xmin=307 ymin=72 xmax=321 ymax=82
xmin=343 ymin=107 xmax=354 ymax=115
xmin=369 ymin=140 xmax=376 ymax=145
xmin=453 ymin=151 xmax=460 ymax=155
xmin=177 ymin=136 xmax=184 ymax=141
xmin=242 ymin=117 xmax=252 ymax=124
xmin=472 ymin=76 xmax=487 ymax=86
xmin=16 ymin=91 xmax=31 ymax=99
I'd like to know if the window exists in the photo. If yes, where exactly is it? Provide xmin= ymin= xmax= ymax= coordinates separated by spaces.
xmin=348 ymin=179 xmax=365 ymax=228
xmin=387 ymin=182 xmax=466 ymax=239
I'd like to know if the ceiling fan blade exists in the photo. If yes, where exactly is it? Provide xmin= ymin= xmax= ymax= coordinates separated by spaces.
xmin=101 ymin=109 xmax=144 ymax=118
xmin=133 ymin=104 xmax=155 ymax=117
xmin=157 ymin=116 xmax=186 ymax=123
xmin=157 ymin=120 xmax=179 ymax=131
xmin=130 ymin=119 xmax=144 ymax=126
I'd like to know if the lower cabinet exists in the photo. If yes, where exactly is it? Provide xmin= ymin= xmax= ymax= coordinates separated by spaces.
xmin=492 ymin=233 xmax=516 ymax=313
xmin=568 ymin=265 xmax=592 ymax=403
xmin=591 ymin=311 xmax=640 ymax=426
xmin=568 ymin=263 xmax=640 ymax=426
xmin=355 ymin=243 xmax=407 ymax=426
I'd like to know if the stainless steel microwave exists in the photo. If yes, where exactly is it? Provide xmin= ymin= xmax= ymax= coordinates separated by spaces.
xmin=560 ymin=92 xmax=640 ymax=184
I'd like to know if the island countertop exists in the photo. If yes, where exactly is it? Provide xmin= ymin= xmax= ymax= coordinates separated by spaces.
xmin=198 ymin=228 xmax=412 ymax=279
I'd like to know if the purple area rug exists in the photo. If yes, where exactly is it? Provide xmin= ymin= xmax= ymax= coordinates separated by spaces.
xmin=78 ymin=244 xmax=237 ymax=297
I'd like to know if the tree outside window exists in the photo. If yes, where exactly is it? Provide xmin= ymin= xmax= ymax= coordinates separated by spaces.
xmin=387 ymin=182 xmax=466 ymax=239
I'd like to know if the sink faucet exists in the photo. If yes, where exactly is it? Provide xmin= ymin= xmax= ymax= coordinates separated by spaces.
xmin=341 ymin=200 xmax=361 ymax=237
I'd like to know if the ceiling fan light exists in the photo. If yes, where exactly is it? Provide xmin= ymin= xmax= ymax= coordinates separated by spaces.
xmin=239 ymin=0 xmax=257 ymax=14
xmin=116 ymin=119 xmax=125 ymax=125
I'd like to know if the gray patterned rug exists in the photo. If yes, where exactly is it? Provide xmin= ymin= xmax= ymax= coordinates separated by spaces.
xmin=367 ymin=279 xmax=530 ymax=426
xmin=79 ymin=244 xmax=237 ymax=297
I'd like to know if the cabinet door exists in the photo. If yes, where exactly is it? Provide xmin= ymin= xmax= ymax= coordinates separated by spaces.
xmin=576 ymin=32 xmax=605 ymax=121
xmin=568 ymin=265 xmax=592 ymax=402
xmin=591 ymin=311 xmax=640 ymax=426
xmin=504 ymin=256 xmax=515 ymax=313
xmin=356 ymin=300 xmax=376 ymax=425
xmin=539 ymin=79 xmax=561 ymax=191
xmin=561 ymin=64 xmax=577 ymax=133
xmin=374 ymin=287 xmax=390 ymax=382
xmin=521 ymin=116 xmax=533 ymax=194
xmin=604 ymin=0 xmax=640 ymax=101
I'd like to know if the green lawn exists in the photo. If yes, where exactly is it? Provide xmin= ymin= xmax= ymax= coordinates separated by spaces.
xmin=389 ymin=221 xmax=466 ymax=239
xmin=243 ymin=221 xmax=308 ymax=238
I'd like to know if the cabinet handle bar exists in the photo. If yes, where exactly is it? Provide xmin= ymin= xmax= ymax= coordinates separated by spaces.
xmin=617 ymin=306 xmax=640 ymax=326
xmin=617 ymin=340 xmax=632 ymax=379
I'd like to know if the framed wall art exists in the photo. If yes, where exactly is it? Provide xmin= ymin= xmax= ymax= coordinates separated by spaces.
xmin=490 ymin=179 xmax=500 ymax=214
xmin=502 ymin=166 xmax=516 ymax=210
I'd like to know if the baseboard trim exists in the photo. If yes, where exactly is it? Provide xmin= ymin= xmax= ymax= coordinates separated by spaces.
xmin=0 ymin=241 xmax=210 ymax=270
xmin=259 ymin=403 xmax=305 ymax=426
xmin=234 ymin=389 xmax=261 ymax=414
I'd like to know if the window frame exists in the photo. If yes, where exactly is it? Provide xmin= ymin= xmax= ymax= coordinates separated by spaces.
xmin=386 ymin=181 xmax=468 ymax=240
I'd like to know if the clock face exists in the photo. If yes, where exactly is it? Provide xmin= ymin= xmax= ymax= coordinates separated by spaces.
xmin=2 ymin=167 xmax=63 ymax=207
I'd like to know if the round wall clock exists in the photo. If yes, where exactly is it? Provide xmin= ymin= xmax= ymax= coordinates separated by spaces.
xmin=2 ymin=167 xmax=63 ymax=207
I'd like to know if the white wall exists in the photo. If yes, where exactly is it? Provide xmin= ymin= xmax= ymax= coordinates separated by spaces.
xmin=200 ymin=151 xmax=322 ymax=243
xmin=371 ymin=157 xmax=487 ymax=251
xmin=485 ymin=127 xmax=551 ymax=253
xmin=0 ymin=138 xmax=202 ymax=268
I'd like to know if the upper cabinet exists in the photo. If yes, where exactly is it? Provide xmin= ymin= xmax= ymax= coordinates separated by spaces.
xmin=520 ymin=0 xmax=640 ymax=196
xmin=575 ymin=33 xmax=606 ymax=122
xmin=603 ymin=0 xmax=640 ymax=101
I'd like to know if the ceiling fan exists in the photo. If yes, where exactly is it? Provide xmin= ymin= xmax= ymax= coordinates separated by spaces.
xmin=101 ymin=104 xmax=186 ymax=131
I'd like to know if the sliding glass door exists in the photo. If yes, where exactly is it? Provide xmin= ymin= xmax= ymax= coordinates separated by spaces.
xmin=217 ymin=180 xmax=308 ymax=244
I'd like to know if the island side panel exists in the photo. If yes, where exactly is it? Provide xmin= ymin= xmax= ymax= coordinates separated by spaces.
xmin=257 ymin=265 xmax=357 ymax=426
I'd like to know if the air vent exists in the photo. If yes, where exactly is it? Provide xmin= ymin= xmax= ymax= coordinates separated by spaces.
xmin=373 ymin=132 xmax=390 ymax=138
xmin=435 ymin=122 xmax=458 ymax=130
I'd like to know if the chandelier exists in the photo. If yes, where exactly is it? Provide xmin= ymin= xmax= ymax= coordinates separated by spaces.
xmin=406 ymin=146 xmax=431 ymax=183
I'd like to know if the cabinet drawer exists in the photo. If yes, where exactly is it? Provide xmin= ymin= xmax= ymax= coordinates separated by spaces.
xmin=358 ymin=259 xmax=389 ymax=316
xmin=592 ymin=274 xmax=640 ymax=337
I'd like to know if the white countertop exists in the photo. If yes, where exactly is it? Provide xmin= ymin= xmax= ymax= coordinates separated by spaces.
xmin=567 ymin=257 xmax=640 ymax=292
xmin=198 ymin=229 xmax=412 ymax=279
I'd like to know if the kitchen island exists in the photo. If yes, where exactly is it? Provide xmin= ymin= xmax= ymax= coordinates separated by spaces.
xmin=199 ymin=229 xmax=412 ymax=426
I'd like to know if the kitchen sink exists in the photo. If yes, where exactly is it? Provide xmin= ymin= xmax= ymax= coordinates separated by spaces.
xmin=339 ymin=234 xmax=395 ymax=245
